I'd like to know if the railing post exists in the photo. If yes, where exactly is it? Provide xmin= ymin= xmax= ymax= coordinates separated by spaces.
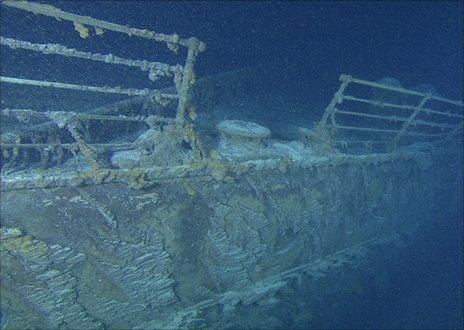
xmin=319 ymin=74 xmax=352 ymax=129
xmin=390 ymin=95 xmax=430 ymax=150
xmin=175 ymin=38 xmax=205 ymax=127
xmin=174 ymin=38 xmax=206 ymax=159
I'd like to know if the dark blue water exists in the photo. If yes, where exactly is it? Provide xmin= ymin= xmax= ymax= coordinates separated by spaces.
xmin=315 ymin=217 xmax=464 ymax=329
xmin=2 ymin=1 xmax=463 ymax=101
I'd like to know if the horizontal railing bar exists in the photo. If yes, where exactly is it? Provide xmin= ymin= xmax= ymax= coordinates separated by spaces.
xmin=342 ymin=95 xmax=417 ymax=111
xmin=0 ymin=36 xmax=180 ymax=74
xmin=0 ymin=142 xmax=135 ymax=150
xmin=334 ymin=140 xmax=384 ymax=145
xmin=420 ymin=108 xmax=464 ymax=119
xmin=412 ymin=119 xmax=456 ymax=129
xmin=341 ymin=74 xmax=464 ymax=107
xmin=327 ymin=124 xmax=447 ymax=137
xmin=335 ymin=109 xmax=456 ymax=129
xmin=328 ymin=124 xmax=400 ymax=134
xmin=342 ymin=95 xmax=464 ymax=118
xmin=62 ymin=114 xmax=144 ymax=122
xmin=335 ymin=109 xmax=407 ymax=122
xmin=1 ymin=0 xmax=202 ymax=49
xmin=0 ymin=76 xmax=178 ymax=98
xmin=2 ymin=108 xmax=148 ymax=123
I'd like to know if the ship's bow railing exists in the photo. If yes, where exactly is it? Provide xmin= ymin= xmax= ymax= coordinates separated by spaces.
xmin=0 ymin=0 xmax=206 ymax=173
xmin=318 ymin=74 xmax=463 ymax=153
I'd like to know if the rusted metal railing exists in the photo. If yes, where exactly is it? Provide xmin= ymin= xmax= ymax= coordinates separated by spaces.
xmin=319 ymin=74 xmax=463 ymax=151
xmin=1 ymin=0 xmax=206 ymax=173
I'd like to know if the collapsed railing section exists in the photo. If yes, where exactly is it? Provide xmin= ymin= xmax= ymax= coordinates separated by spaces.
xmin=319 ymin=74 xmax=463 ymax=152
xmin=1 ymin=0 xmax=206 ymax=173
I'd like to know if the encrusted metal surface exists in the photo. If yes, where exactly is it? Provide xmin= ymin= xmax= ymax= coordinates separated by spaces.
xmin=1 ymin=150 xmax=462 ymax=328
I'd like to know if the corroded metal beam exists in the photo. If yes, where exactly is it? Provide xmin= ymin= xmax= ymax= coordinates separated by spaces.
xmin=346 ymin=75 xmax=464 ymax=107
xmin=0 ymin=151 xmax=430 ymax=192
xmin=1 ymin=0 xmax=205 ymax=50
xmin=0 ymin=37 xmax=180 ymax=78
xmin=0 ymin=76 xmax=178 ymax=98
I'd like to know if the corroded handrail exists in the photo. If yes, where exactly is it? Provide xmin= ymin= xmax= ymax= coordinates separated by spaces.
xmin=319 ymin=74 xmax=463 ymax=150
xmin=1 ymin=1 xmax=206 ymax=173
